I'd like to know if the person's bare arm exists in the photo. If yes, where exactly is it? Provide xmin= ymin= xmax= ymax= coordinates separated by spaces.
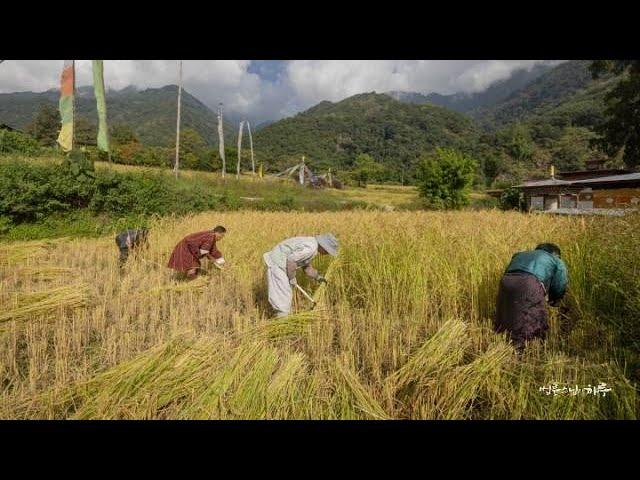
xmin=304 ymin=265 xmax=319 ymax=280
xmin=286 ymin=259 xmax=298 ymax=284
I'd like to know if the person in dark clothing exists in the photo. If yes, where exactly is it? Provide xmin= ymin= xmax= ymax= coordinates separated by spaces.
xmin=494 ymin=243 xmax=568 ymax=351
xmin=115 ymin=228 xmax=149 ymax=267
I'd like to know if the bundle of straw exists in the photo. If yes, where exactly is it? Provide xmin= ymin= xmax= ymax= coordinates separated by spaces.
xmin=244 ymin=310 xmax=324 ymax=340
xmin=334 ymin=360 xmax=390 ymax=419
xmin=388 ymin=318 xmax=469 ymax=392
xmin=146 ymin=275 xmax=211 ymax=296
xmin=0 ymin=240 xmax=60 ymax=267
xmin=13 ymin=266 xmax=74 ymax=281
xmin=0 ymin=283 xmax=91 ymax=324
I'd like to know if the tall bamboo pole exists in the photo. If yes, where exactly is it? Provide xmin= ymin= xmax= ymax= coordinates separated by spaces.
xmin=246 ymin=120 xmax=255 ymax=175
xmin=173 ymin=60 xmax=183 ymax=178
xmin=218 ymin=103 xmax=226 ymax=178
xmin=237 ymin=120 xmax=244 ymax=180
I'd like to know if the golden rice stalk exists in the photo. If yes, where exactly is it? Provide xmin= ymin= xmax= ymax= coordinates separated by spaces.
xmin=334 ymin=360 xmax=391 ymax=420
xmin=145 ymin=275 xmax=211 ymax=296
xmin=245 ymin=309 xmax=324 ymax=340
xmin=265 ymin=353 xmax=308 ymax=418
xmin=178 ymin=340 xmax=269 ymax=419
xmin=310 ymin=255 xmax=342 ymax=307
xmin=0 ymin=283 xmax=91 ymax=324
xmin=70 ymin=337 xmax=217 ymax=420
xmin=388 ymin=318 xmax=469 ymax=392
xmin=13 ymin=266 xmax=74 ymax=281
xmin=432 ymin=342 xmax=513 ymax=420
xmin=224 ymin=347 xmax=281 ymax=418
xmin=0 ymin=240 xmax=58 ymax=267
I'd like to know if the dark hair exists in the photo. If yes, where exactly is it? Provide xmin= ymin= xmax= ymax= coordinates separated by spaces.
xmin=536 ymin=242 xmax=561 ymax=257
xmin=212 ymin=226 xmax=227 ymax=233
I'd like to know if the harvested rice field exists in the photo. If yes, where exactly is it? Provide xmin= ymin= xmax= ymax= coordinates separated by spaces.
xmin=0 ymin=210 xmax=638 ymax=419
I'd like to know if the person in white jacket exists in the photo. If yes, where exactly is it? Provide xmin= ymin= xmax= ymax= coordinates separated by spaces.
xmin=263 ymin=233 xmax=339 ymax=317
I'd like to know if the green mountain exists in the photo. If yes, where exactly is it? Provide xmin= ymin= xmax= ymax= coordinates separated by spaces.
xmin=387 ymin=61 xmax=610 ymax=134
xmin=0 ymin=85 xmax=235 ymax=146
xmin=468 ymin=60 xmax=623 ymax=183
xmin=253 ymin=92 xmax=480 ymax=178
xmin=0 ymin=60 xmax=621 ymax=185
xmin=254 ymin=60 xmax=620 ymax=185
xmin=472 ymin=60 xmax=604 ymax=128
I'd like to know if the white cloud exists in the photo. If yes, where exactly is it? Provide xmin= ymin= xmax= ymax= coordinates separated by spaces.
xmin=285 ymin=60 xmax=564 ymax=107
xmin=0 ymin=60 xmax=565 ymax=124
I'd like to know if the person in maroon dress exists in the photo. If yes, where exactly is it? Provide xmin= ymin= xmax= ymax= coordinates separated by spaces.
xmin=167 ymin=226 xmax=227 ymax=278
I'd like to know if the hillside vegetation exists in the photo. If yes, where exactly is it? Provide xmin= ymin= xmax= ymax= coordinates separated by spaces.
xmin=0 ymin=60 xmax=628 ymax=189
xmin=0 ymin=157 xmax=388 ymax=241
xmin=388 ymin=62 xmax=554 ymax=113
xmin=0 ymin=85 xmax=236 ymax=146
xmin=254 ymin=92 xmax=480 ymax=182
xmin=472 ymin=60 xmax=599 ymax=127
xmin=253 ymin=61 xmax=622 ymax=186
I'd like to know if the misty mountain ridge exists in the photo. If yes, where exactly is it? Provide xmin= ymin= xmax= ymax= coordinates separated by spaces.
xmin=386 ymin=63 xmax=557 ymax=113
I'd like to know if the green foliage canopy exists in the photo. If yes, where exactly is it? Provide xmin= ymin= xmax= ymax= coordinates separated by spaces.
xmin=417 ymin=148 xmax=477 ymax=209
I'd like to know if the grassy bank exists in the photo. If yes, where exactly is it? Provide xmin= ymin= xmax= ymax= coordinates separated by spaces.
xmin=0 ymin=157 xmax=374 ymax=241
xmin=1 ymin=157 xmax=502 ymax=241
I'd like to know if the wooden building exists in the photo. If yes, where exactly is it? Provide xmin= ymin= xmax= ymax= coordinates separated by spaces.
xmin=517 ymin=172 xmax=640 ymax=212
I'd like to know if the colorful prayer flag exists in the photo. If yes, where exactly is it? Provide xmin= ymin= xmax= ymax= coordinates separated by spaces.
xmin=56 ymin=60 xmax=75 ymax=152
xmin=92 ymin=60 xmax=110 ymax=154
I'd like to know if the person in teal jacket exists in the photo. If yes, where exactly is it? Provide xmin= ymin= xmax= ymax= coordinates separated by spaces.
xmin=494 ymin=243 xmax=568 ymax=350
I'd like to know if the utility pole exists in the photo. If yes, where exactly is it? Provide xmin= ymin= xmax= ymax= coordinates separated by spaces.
xmin=174 ymin=60 xmax=183 ymax=179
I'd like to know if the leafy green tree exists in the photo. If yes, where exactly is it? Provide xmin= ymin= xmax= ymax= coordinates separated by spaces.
xmin=417 ymin=148 xmax=477 ymax=209
xmin=110 ymin=123 xmax=139 ymax=145
xmin=590 ymin=60 xmax=640 ymax=168
xmin=64 ymin=149 xmax=96 ymax=182
xmin=351 ymin=153 xmax=386 ymax=187
xmin=498 ymin=123 xmax=534 ymax=162
xmin=499 ymin=186 xmax=525 ymax=211
xmin=481 ymin=155 xmax=504 ymax=186
xmin=75 ymin=117 xmax=97 ymax=146
xmin=552 ymin=126 xmax=599 ymax=171
xmin=179 ymin=128 xmax=207 ymax=170
xmin=26 ymin=104 xmax=60 ymax=146
xmin=0 ymin=129 xmax=40 ymax=156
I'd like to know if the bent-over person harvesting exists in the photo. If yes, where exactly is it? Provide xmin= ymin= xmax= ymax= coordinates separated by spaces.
xmin=115 ymin=228 xmax=149 ymax=268
xmin=494 ymin=242 xmax=568 ymax=351
xmin=167 ymin=226 xmax=227 ymax=279
xmin=263 ymin=233 xmax=339 ymax=318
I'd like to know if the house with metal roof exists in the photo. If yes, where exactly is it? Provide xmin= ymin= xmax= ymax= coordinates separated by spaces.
xmin=516 ymin=163 xmax=640 ymax=215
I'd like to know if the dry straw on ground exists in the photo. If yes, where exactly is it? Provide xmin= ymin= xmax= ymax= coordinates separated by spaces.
xmin=0 ymin=210 xmax=638 ymax=419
